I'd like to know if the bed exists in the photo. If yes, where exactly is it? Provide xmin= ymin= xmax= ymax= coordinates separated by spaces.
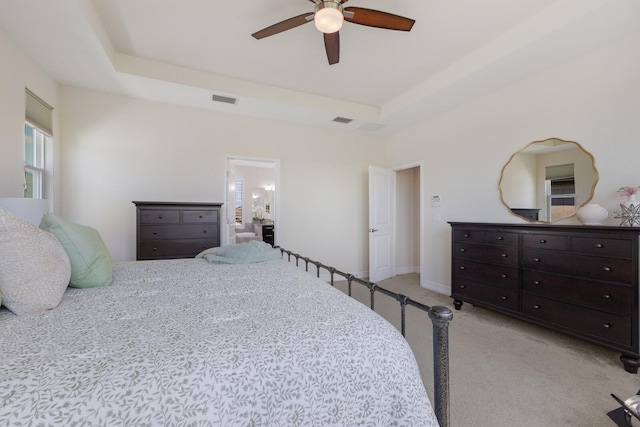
xmin=0 ymin=256 xmax=443 ymax=425
xmin=0 ymin=207 xmax=450 ymax=426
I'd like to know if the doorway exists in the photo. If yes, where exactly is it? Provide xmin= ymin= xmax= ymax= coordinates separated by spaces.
xmin=368 ymin=163 xmax=421 ymax=283
xmin=224 ymin=156 xmax=279 ymax=247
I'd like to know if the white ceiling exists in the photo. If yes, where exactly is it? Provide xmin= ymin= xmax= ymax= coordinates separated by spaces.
xmin=0 ymin=0 xmax=638 ymax=134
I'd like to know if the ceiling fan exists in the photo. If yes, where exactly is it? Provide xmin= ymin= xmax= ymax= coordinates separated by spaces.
xmin=251 ymin=0 xmax=415 ymax=65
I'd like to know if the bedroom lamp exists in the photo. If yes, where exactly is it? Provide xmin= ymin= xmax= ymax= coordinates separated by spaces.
xmin=314 ymin=1 xmax=344 ymax=33
xmin=0 ymin=198 xmax=50 ymax=226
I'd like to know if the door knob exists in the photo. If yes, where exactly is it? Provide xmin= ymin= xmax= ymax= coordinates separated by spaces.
xmin=369 ymin=228 xmax=379 ymax=233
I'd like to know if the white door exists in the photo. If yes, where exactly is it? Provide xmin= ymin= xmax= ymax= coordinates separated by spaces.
xmin=369 ymin=166 xmax=396 ymax=282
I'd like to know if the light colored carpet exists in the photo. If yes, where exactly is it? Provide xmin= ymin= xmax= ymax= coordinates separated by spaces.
xmin=333 ymin=273 xmax=638 ymax=427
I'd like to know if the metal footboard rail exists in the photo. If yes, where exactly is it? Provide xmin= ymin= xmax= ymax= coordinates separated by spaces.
xmin=279 ymin=248 xmax=452 ymax=427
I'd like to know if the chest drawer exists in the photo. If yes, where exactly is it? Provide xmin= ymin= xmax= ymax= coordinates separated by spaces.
xmin=571 ymin=236 xmax=632 ymax=258
xmin=454 ymin=258 xmax=519 ymax=289
xmin=140 ymin=210 xmax=180 ymax=224
xmin=522 ymin=294 xmax=631 ymax=347
xmin=454 ymin=243 xmax=518 ymax=266
xmin=138 ymin=239 xmax=217 ymax=259
xmin=139 ymin=224 xmax=218 ymax=240
xmin=522 ymin=248 xmax=633 ymax=283
xmin=183 ymin=209 xmax=218 ymax=223
xmin=522 ymin=234 xmax=568 ymax=251
xmin=522 ymin=270 xmax=633 ymax=317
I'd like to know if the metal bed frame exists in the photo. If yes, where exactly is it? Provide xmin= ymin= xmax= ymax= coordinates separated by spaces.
xmin=279 ymin=248 xmax=453 ymax=427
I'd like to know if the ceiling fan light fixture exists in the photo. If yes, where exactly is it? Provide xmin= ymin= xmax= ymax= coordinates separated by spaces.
xmin=314 ymin=1 xmax=344 ymax=33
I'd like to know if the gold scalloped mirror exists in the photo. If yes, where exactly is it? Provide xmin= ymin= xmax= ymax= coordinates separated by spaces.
xmin=499 ymin=138 xmax=599 ymax=223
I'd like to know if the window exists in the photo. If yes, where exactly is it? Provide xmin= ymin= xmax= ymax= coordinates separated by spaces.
xmin=24 ymin=88 xmax=53 ymax=199
xmin=24 ymin=123 xmax=48 ymax=198
xmin=545 ymin=164 xmax=576 ymax=222
xmin=235 ymin=179 xmax=244 ymax=225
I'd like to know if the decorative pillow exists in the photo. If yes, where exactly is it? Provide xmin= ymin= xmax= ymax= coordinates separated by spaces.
xmin=40 ymin=213 xmax=113 ymax=288
xmin=0 ymin=207 xmax=71 ymax=315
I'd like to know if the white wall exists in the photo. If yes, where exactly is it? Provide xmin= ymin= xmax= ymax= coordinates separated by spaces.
xmin=0 ymin=27 xmax=60 ymax=209
xmin=59 ymin=87 xmax=386 ymax=275
xmin=386 ymin=31 xmax=640 ymax=292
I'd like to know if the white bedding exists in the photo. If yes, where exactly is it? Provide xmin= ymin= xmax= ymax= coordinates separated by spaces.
xmin=0 ymin=258 xmax=438 ymax=426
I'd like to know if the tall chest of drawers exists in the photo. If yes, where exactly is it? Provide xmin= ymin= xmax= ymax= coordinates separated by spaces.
xmin=450 ymin=222 xmax=640 ymax=373
xmin=133 ymin=201 xmax=222 ymax=260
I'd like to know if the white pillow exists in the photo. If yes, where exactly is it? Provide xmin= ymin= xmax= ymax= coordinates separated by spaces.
xmin=0 ymin=207 xmax=71 ymax=315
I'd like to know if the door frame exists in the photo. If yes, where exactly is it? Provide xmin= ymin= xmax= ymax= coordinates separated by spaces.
xmin=223 ymin=154 xmax=280 ymax=247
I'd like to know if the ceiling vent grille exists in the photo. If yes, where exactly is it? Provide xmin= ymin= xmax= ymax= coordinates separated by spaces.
xmin=332 ymin=116 xmax=353 ymax=124
xmin=212 ymin=94 xmax=238 ymax=105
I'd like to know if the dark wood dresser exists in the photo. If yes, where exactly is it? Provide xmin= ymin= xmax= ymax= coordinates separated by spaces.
xmin=450 ymin=222 xmax=640 ymax=373
xmin=133 ymin=201 xmax=222 ymax=260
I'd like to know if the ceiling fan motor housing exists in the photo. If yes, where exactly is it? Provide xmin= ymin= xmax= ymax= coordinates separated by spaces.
xmin=314 ymin=1 xmax=344 ymax=33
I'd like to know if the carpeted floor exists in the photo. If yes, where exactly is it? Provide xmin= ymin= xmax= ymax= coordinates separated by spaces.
xmin=333 ymin=273 xmax=638 ymax=427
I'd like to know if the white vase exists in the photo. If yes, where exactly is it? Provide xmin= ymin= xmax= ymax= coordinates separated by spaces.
xmin=622 ymin=194 xmax=638 ymax=208
xmin=576 ymin=203 xmax=608 ymax=225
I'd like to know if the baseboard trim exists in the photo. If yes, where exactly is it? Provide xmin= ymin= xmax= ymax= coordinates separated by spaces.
xmin=421 ymin=278 xmax=449 ymax=295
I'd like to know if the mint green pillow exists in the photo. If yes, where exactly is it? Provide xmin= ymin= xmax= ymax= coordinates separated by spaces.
xmin=40 ymin=213 xmax=113 ymax=288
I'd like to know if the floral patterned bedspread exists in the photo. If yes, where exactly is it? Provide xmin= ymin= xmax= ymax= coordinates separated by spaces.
xmin=0 ymin=258 xmax=437 ymax=426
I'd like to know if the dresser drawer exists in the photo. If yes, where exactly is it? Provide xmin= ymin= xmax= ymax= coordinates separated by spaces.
xmin=139 ymin=209 xmax=180 ymax=224
xmin=522 ymin=294 xmax=632 ymax=347
xmin=522 ymin=233 xmax=569 ymax=251
xmin=453 ymin=278 xmax=518 ymax=311
xmin=138 ymin=239 xmax=217 ymax=259
xmin=571 ymin=236 xmax=632 ymax=258
xmin=483 ymin=231 xmax=518 ymax=247
xmin=453 ymin=229 xmax=484 ymax=244
xmin=454 ymin=242 xmax=518 ymax=266
xmin=522 ymin=270 xmax=633 ymax=317
xmin=183 ymin=209 xmax=218 ymax=223
xmin=454 ymin=258 xmax=519 ymax=289
xmin=522 ymin=248 xmax=633 ymax=283
xmin=139 ymin=225 xmax=218 ymax=240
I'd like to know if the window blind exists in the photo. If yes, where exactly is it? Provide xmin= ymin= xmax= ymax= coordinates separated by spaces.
xmin=25 ymin=88 xmax=53 ymax=135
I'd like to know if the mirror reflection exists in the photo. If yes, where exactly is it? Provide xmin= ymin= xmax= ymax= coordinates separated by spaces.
xmin=499 ymin=138 xmax=599 ymax=223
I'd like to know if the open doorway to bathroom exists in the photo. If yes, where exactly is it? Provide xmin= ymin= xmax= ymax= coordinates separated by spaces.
xmin=224 ymin=156 xmax=279 ymax=247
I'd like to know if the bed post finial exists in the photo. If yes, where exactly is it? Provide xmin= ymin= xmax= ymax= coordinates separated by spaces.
xmin=429 ymin=305 xmax=453 ymax=427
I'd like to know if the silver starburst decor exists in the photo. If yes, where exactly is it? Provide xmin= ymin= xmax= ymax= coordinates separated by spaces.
xmin=619 ymin=203 xmax=640 ymax=226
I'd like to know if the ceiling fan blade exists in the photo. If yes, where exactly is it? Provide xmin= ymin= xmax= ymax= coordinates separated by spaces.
xmin=344 ymin=7 xmax=415 ymax=31
xmin=252 ymin=13 xmax=314 ymax=39
xmin=324 ymin=31 xmax=340 ymax=65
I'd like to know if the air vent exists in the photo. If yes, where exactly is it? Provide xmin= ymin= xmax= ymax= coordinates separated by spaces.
xmin=212 ymin=94 xmax=238 ymax=105
xmin=332 ymin=116 xmax=353 ymax=124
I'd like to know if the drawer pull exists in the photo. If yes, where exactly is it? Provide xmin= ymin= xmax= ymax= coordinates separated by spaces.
xmin=539 ymin=239 xmax=547 ymax=244
xmin=595 ymin=243 xmax=604 ymax=248
xmin=153 ymin=231 xmax=158 ymax=235
xmin=157 ymin=215 xmax=163 ymax=219
xmin=501 ymin=296 xmax=508 ymax=301
xmin=603 ymin=323 xmax=612 ymax=329
xmin=199 ymin=215 xmax=204 ymax=218
xmin=459 ymin=248 xmax=466 ymax=252
xmin=152 ymin=247 xmax=158 ymax=252
xmin=533 ymin=257 xmax=541 ymax=262
xmin=501 ymin=274 xmax=507 ymax=278
xmin=463 ymin=233 xmax=470 ymax=238
xmin=459 ymin=285 xmax=466 ymax=289
xmin=533 ymin=304 xmax=541 ymax=309
xmin=533 ymin=280 xmax=540 ymax=285
xmin=603 ymin=266 xmax=611 ymax=272
xmin=459 ymin=266 xmax=466 ymax=270
xmin=603 ymin=294 xmax=611 ymax=299
xmin=203 ymin=230 xmax=207 ymax=234
xmin=497 ymin=236 xmax=504 ymax=240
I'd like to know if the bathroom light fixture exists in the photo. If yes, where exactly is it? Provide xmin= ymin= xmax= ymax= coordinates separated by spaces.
xmin=314 ymin=1 xmax=344 ymax=33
